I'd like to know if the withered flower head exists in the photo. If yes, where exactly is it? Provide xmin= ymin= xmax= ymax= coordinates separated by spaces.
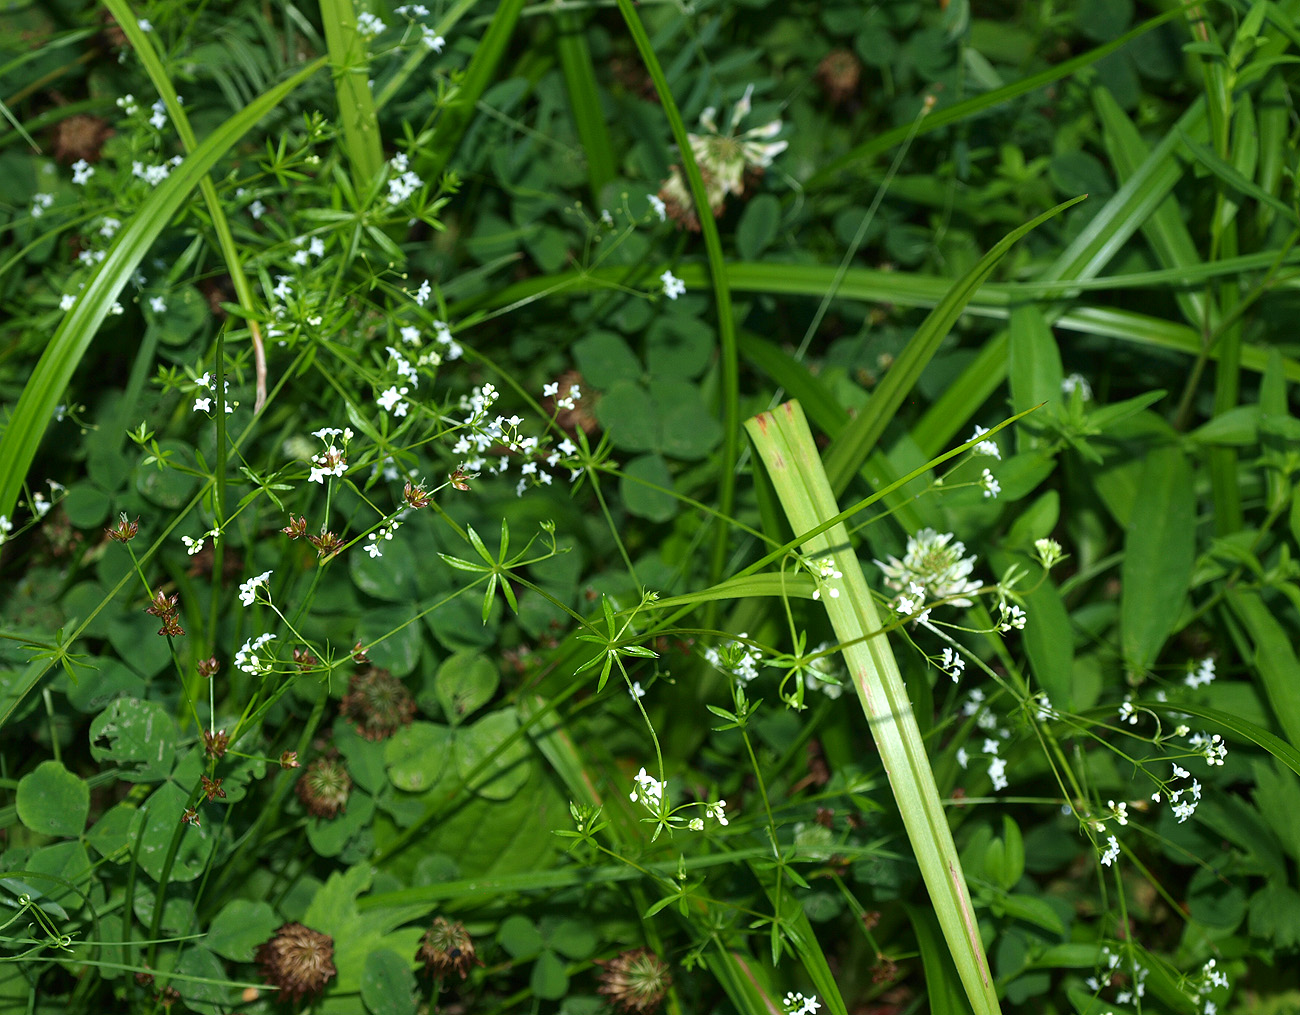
xmin=351 ymin=642 xmax=370 ymax=666
xmin=200 ymin=775 xmax=226 ymax=802
xmin=306 ymin=529 xmax=344 ymax=559
xmin=416 ymin=917 xmax=482 ymax=980
xmin=198 ymin=656 xmax=220 ymax=679
xmin=280 ymin=750 xmax=300 ymax=770
xmin=403 ymin=481 xmax=431 ymax=509
xmin=52 ymin=112 xmax=114 ymax=164
xmin=295 ymin=756 xmax=351 ymax=818
xmin=181 ymin=808 xmax=201 ymax=827
xmin=815 ymin=49 xmax=862 ymax=106
xmin=293 ymin=647 xmax=319 ymax=671
xmin=106 ymin=513 xmax=139 ymax=543
xmin=449 ymin=468 xmax=471 ymax=492
xmin=157 ymin=614 xmax=185 ymax=638
xmin=281 ymin=514 xmax=308 ymax=539
xmin=255 ymin=922 xmax=337 ymax=1004
xmin=596 ymin=948 xmax=672 ymax=1014
xmin=340 ymin=668 xmax=416 ymax=741
xmin=202 ymin=729 xmax=230 ymax=759
xmin=145 ymin=590 xmax=179 ymax=618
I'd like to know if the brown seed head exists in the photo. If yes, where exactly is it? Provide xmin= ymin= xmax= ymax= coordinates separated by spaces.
xmin=198 ymin=656 xmax=221 ymax=679
xmin=403 ymin=481 xmax=431 ymax=508
xmin=416 ymin=917 xmax=482 ymax=980
xmin=255 ymin=922 xmax=337 ymax=1003
xmin=596 ymin=948 xmax=672 ymax=1014
xmin=281 ymin=514 xmax=308 ymax=539
xmin=295 ymin=757 xmax=351 ymax=818
xmin=280 ymin=750 xmax=300 ymax=770
xmin=340 ymin=668 xmax=416 ymax=741
xmin=815 ymin=49 xmax=862 ymax=106
xmin=106 ymin=513 xmax=139 ymax=543
xmin=202 ymin=729 xmax=230 ymax=760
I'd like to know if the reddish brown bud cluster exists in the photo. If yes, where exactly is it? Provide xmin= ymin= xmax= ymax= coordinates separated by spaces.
xmin=145 ymin=589 xmax=184 ymax=637
xmin=202 ymin=729 xmax=230 ymax=760
xmin=403 ymin=480 xmax=431 ymax=508
xmin=200 ymin=775 xmax=226 ymax=802
xmin=293 ymin=647 xmax=319 ymax=671
xmin=281 ymin=514 xmax=308 ymax=539
xmin=307 ymin=530 xmax=343 ymax=558
xmin=197 ymin=656 xmax=220 ymax=678
xmin=106 ymin=513 xmax=139 ymax=543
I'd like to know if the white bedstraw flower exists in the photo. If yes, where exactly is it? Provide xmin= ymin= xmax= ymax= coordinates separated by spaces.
xmin=629 ymin=681 xmax=646 ymax=699
xmin=997 ymin=600 xmax=1027 ymax=631
xmin=988 ymin=755 xmax=1008 ymax=791
xmin=149 ymin=296 xmax=166 ymax=313
xmin=981 ymin=468 xmax=1000 ymax=498
xmin=705 ymin=800 xmax=728 ymax=826
xmin=181 ymin=534 xmax=204 ymax=555
xmin=30 ymin=193 xmax=54 ymax=217
xmin=420 ymin=26 xmax=445 ymax=50
xmin=1185 ymin=657 xmax=1216 ymax=689
xmin=689 ymin=817 xmax=704 ymax=831
xmin=648 ymin=194 xmax=667 ymax=221
xmin=940 ymin=646 xmax=965 ymax=681
xmin=234 ymin=632 xmax=276 ymax=674
xmin=238 ymin=569 xmax=273 ymax=607
xmin=874 ymin=528 xmax=983 ymax=607
xmin=414 ymin=279 xmax=431 ymax=305
xmin=1034 ymin=537 xmax=1064 ymax=569
xmin=630 ymin=767 xmax=666 ymax=811
xmin=249 ymin=199 xmax=266 ymax=219
xmin=137 ymin=17 xmax=152 ymax=30
xmin=783 ymin=991 xmax=822 ymax=1015
xmin=661 ymin=270 xmax=685 ymax=300
xmin=967 ymin=424 xmax=1001 ymax=460
xmin=193 ymin=397 xmax=212 ymax=413
xmin=71 ymin=159 xmax=94 ymax=185
xmin=1062 ymin=373 xmax=1093 ymax=401
xmin=1100 ymin=834 xmax=1120 ymax=866
xmin=59 ymin=293 xmax=76 ymax=311
xmin=356 ymin=11 xmax=386 ymax=35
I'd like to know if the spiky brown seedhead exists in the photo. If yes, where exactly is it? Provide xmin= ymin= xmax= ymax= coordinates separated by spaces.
xmin=181 ymin=808 xmax=201 ymax=827
xmin=295 ymin=756 xmax=351 ymax=818
xmin=340 ymin=668 xmax=416 ymax=741
xmin=203 ymin=729 xmax=230 ymax=760
xmin=403 ymin=480 xmax=431 ymax=508
xmin=200 ymin=776 xmax=226 ymax=802
xmin=351 ymin=642 xmax=370 ymax=665
xmin=293 ymin=647 xmax=319 ymax=671
xmin=145 ymin=590 xmax=180 ymax=619
xmin=281 ymin=514 xmax=308 ymax=539
xmin=449 ymin=468 xmax=471 ymax=492
xmin=255 ymin=923 xmax=337 ymax=1004
xmin=280 ymin=750 xmax=300 ymax=770
xmin=106 ymin=513 xmax=139 ymax=543
xmin=157 ymin=614 xmax=185 ymax=637
xmin=306 ymin=529 xmax=343 ymax=559
xmin=51 ymin=113 xmax=114 ymax=164
xmin=416 ymin=918 xmax=482 ymax=980
xmin=815 ymin=49 xmax=862 ymax=106
xmin=198 ymin=656 xmax=221 ymax=679
xmin=596 ymin=948 xmax=672 ymax=1014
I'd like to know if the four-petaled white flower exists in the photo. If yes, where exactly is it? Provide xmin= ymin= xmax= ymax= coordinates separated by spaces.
xmin=238 ymin=569 xmax=273 ymax=607
xmin=661 ymin=270 xmax=685 ymax=300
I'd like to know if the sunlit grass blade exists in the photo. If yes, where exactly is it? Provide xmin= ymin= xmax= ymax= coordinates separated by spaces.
xmin=318 ymin=0 xmax=384 ymax=186
xmin=555 ymin=9 xmax=616 ymax=203
xmin=0 ymin=56 xmax=328 ymax=526
xmin=745 ymin=400 xmax=999 ymax=1015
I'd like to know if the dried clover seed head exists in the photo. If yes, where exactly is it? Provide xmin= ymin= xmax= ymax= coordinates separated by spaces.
xmin=596 ymin=948 xmax=672 ymax=1014
xmin=340 ymin=667 xmax=416 ymax=741
xmin=295 ymin=756 xmax=351 ymax=818
xmin=255 ymin=922 xmax=336 ymax=1003
xmin=417 ymin=917 xmax=483 ymax=980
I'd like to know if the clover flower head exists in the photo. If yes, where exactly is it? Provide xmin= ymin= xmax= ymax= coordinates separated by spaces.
xmin=874 ymin=528 xmax=982 ymax=607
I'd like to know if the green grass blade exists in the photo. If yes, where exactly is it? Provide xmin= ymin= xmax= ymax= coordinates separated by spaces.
xmin=616 ymin=0 xmax=739 ymax=592
xmin=555 ymin=9 xmax=616 ymax=202
xmin=1224 ymin=590 xmax=1300 ymax=750
xmin=0 ymin=56 xmax=328 ymax=525
xmin=823 ymin=196 xmax=1085 ymax=494
xmin=319 ymin=0 xmax=384 ymax=186
xmin=746 ymin=401 xmax=1000 ymax=1015
xmin=1143 ymin=700 xmax=1300 ymax=779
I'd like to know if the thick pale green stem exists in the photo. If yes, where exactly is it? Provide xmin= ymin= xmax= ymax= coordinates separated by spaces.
xmin=745 ymin=400 xmax=1000 ymax=1015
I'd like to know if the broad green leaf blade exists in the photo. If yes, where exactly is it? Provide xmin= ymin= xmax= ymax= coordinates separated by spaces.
xmin=746 ymin=400 xmax=999 ymax=1015
xmin=1224 ymin=590 xmax=1300 ymax=749
xmin=0 ymin=56 xmax=328 ymax=525
xmin=1120 ymin=443 xmax=1195 ymax=674
xmin=319 ymin=0 xmax=384 ymax=187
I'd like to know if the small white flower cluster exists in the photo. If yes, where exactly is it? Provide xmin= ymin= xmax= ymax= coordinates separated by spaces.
xmin=1062 ymin=373 xmax=1093 ymax=401
xmin=149 ymin=98 xmax=169 ymax=130
xmin=377 ymin=385 xmax=411 ymax=417
xmin=1034 ymin=537 xmax=1064 ymax=569
xmin=1189 ymin=731 xmax=1227 ymax=766
xmin=801 ymin=642 xmax=845 ymax=699
xmin=980 ymin=467 xmax=1000 ymax=499
xmin=30 ymin=192 xmax=54 ymax=218
xmin=191 ymin=371 xmax=235 ymax=415
xmin=955 ymin=690 xmax=1011 ymax=790
xmin=648 ymin=194 xmax=667 ymax=221
xmin=687 ymin=800 xmax=729 ymax=832
xmin=1086 ymin=947 xmax=1146 ymax=1003
xmin=0 ymin=515 xmax=13 ymax=546
xmin=182 ymin=529 xmax=219 ymax=556
xmin=132 ymin=156 xmax=183 ymax=187
xmin=1184 ymin=656 xmax=1216 ymax=689
xmin=542 ymin=380 xmax=580 ymax=410
xmin=386 ymin=151 xmax=423 ymax=205
xmin=449 ymin=383 xmax=586 ymax=496
xmin=1155 ymin=763 xmax=1203 ymax=823
xmin=72 ymin=159 xmax=94 ymax=185
xmin=661 ymin=270 xmax=685 ymax=300
xmin=234 ymin=632 xmax=276 ymax=674
xmin=365 ymin=521 xmax=401 ymax=558
xmin=1117 ymin=695 xmax=1138 ymax=725
xmin=940 ymin=645 xmax=965 ymax=681
xmin=703 ymin=634 xmax=764 ymax=683
xmin=783 ymin=992 xmax=821 ymax=1015
xmin=967 ymin=424 xmax=1001 ymax=460
xmin=894 ymin=580 xmax=930 ymax=622
xmin=289 ymin=234 xmax=326 ymax=266
xmin=809 ymin=556 xmax=842 ymax=601
xmin=1192 ymin=957 xmax=1229 ymax=1015
xmin=1099 ymin=834 xmax=1121 ymax=866
xmin=356 ymin=11 xmax=387 ymax=35
xmin=996 ymin=599 xmax=1027 ymax=631
xmin=630 ymin=767 xmax=666 ymax=811
xmin=238 ymin=569 xmax=273 ymax=607
xmin=308 ymin=427 xmax=353 ymax=484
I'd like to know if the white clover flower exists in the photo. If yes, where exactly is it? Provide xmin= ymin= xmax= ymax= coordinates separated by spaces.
xmin=688 ymin=84 xmax=787 ymax=209
xmin=71 ymin=159 xmax=94 ymax=185
xmin=238 ymin=569 xmax=273 ymax=607
xmin=874 ymin=528 xmax=983 ymax=607
xmin=661 ymin=270 xmax=685 ymax=300
xmin=967 ymin=424 xmax=1001 ymax=460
